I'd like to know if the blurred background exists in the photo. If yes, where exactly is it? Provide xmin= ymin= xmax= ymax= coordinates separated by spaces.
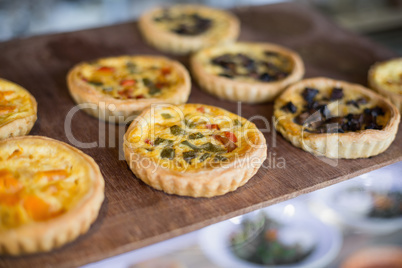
xmin=1 ymin=0 xmax=402 ymax=54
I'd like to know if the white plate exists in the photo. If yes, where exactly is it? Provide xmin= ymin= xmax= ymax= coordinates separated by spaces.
xmin=198 ymin=201 xmax=342 ymax=268
xmin=311 ymin=161 xmax=402 ymax=234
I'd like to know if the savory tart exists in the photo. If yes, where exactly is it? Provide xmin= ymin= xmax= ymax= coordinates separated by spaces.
xmin=67 ymin=55 xmax=191 ymax=123
xmin=0 ymin=78 xmax=37 ymax=140
xmin=124 ymin=104 xmax=267 ymax=197
xmin=369 ymin=57 xmax=402 ymax=112
xmin=274 ymin=77 xmax=400 ymax=159
xmin=138 ymin=4 xmax=239 ymax=55
xmin=191 ymin=42 xmax=304 ymax=103
xmin=0 ymin=136 xmax=104 ymax=255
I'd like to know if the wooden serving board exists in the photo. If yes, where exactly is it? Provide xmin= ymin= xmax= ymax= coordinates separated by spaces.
xmin=0 ymin=2 xmax=401 ymax=267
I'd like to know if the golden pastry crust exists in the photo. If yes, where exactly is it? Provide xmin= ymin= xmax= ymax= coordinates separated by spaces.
xmin=274 ymin=77 xmax=400 ymax=159
xmin=0 ymin=136 xmax=105 ymax=255
xmin=368 ymin=57 xmax=402 ymax=112
xmin=138 ymin=4 xmax=239 ymax=55
xmin=67 ymin=55 xmax=191 ymax=123
xmin=191 ymin=42 xmax=304 ymax=103
xmin=0 ymin=79 xmax=37 ymax=140
xmin=124 ymin=104 xmax=267 ymax=197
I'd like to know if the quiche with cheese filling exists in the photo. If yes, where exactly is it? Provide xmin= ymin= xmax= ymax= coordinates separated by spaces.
xmin=0 ymin=78 xmax=37 ymax=140
xmin=67 ymin=55 xmax=191 ymax=123
xmin=0 ymin=136 xmax=104 ymax=255
xmin=191 ymin=42 xmax=304 ymax=103
xmin=124 ymin=104 xmax=267 ymax=197
xmin=369 ymin=57 xmax=402 ymax=112
xmin=138 ymin=4 xmax=239 ymax=55
xmin=274 ymin=77 xmax=400 ymax=159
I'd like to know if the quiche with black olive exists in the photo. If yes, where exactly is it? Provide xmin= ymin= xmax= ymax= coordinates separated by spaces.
xmin=191 ymin=42 xmax=304 ymax=103
xmin=0 ymin=136 xmax=104 ymax=255
xmin=0 ymin=78 xmax=37 ymax=140
xmin=369 ymin=57 xmax=402 ymax=112
xmin=138 ymin=4 xmax=239 ymax=55
xmin=124 ymin=104 xmax=267 ymax=197
xmin=274 ymin=78 xmax=400 ymax=159
xmin=67 ymin=55 xmax=191 ymax=123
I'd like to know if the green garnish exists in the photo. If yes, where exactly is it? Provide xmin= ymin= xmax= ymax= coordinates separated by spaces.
xmin=148 ymin=85 xmax=161 ymax=95
xmin=143 ymin=78 xmax=161 ymax=95
xmin=170 ymin=125 xmax=186 ymax=136
xmin=188 ymin=132 xmax=204 ymax=139
xmin=214 ymin=155 xmax=228 ymax=162
xmin=88 ymin=81 xmax=103 ymax=86
xmin=199 ymin=153 xmax=211 ymax=162
xmin=234 ymin=119 xmax=242 ymax=126
xmin=184 ymin=119 xmax=196 ymax=129
xmin=181 ymin=140 xmax=200 ymax=150
xmin=126 ymin=62 xmax=137 ymax=74
xmin=160 ymin=148 xmax=175 ymax=159
xmin=142 ymin=78 xmax=151 ymax=86
xmin=199 ymin=142 xmax=226 ymax=153
xmin=183 ymin=151 xmax=198 ymax=163
xmin=161 ymin=113 xmax=173 ymax=119
xmin=154 ymin=137 xmax=173 ymax=146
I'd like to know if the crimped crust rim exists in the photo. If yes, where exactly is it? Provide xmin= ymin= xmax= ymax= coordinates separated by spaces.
xmin=67 ymin=55 xmax=191 ymax=123
xmin=123 ymin=104 xmax=267 ymax=197
xmin=274 ymin=77 xmax=400 ymax=159
xmin=190 ymin=42 xmax=305 ymax=103
xmin=0 ymin=79 xmax=37 ymax=139
xmin=368 ymin=58 xmax=402 ymax=112
xmin=138 ymin=4 xmax=240 ymax=55
xmin=0 ymin=136 xmax=105 ymax=255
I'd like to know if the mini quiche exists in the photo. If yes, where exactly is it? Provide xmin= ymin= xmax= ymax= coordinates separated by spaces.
xmin=369 ymin=57 xmax=402 ymax=112
xmin=124 ymin=104 xmax=267 ymax=197
xmin=67 ymin=55 xmax=191 ymax=123
xmin=274 ymin=77 xmax=400 ymax=159
xmin=0 ymin=78 xmax=37 ymax=140
xmin=0 ymin=136 xmax=104 ymax=255
xmin=138 ymin=4 xmax=239 ymax=55
xmin=191 ymin=42 xmax=304 ymax=103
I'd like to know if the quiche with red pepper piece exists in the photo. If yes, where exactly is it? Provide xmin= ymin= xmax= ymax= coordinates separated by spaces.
xmin=0 ymin=136 xmax=104 ymax=255
xmin=191 ymin=42 xmax=304 ymax=103
xmin=369 ymin=57 xmax=402 ymax=112
xmin=67 ymin=55 xmax=191 ymax=123
xmin=139 ymin=4 xmax=239 ymax=55
xmin=0 ymin=78 xmax=37 ymax=140
xmin=274 ymin=77 xmax=400 ymax=159
xmin=124 ymin=104 xmax=267 ymax=197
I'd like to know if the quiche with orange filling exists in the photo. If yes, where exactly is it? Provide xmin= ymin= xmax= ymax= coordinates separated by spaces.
xmin=0 ymin=136 xmax=104 ymax=255
xmin=191 ymin=42 xmax=304 ymax=103
xmin=0 ymin=78 xmax=37 ymax=140
xmin=139 ymin=4 xmax=239 ymax=55
xmin=274 ymin=78 xmax=400 ymax=159
xmin=369 ymin=57 xmax=402 ymax=112
xmin=67 ymin=55 xmax=191 ymax=123
xmin=124 ymin=104 xmax=267 ymax=197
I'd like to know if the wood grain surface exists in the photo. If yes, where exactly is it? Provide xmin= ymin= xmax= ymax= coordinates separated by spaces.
xmin=0 ymin=2 xmax=401 ymax=267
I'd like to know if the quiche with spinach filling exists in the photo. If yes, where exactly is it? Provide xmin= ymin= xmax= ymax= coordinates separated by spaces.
xmin=274 ymin=78 xmax=400 ymax=158
xmin=191 ymin=42 xmax=304 ymax=103
xmin=67 ymin=55 xmax=191 ymax=123
xmin=124 ymin=104 xmax=267 ymax=197
xmin=0 ymin=136 xmax=104 ymax=255
xmin=0 ymin=79 xmax=37 ymax=140
xmin=139 ymin=5 xmax=239 ymax=55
